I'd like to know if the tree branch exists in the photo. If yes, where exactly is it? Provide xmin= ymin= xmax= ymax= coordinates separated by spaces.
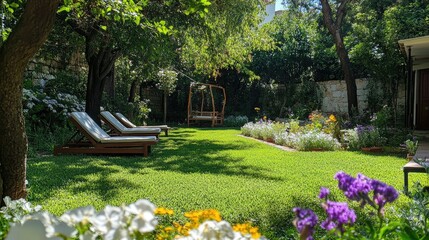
xmin=336 ymin=0 xmax=348 ymax=28
xmin=320 ymin=0 xmax=336 ymax=35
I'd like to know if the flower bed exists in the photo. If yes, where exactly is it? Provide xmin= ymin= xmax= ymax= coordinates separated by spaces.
xmin=1 ymin=197 xmax=263 ymax=240
xmin=241 ymin=112 xmax=341 ymax=151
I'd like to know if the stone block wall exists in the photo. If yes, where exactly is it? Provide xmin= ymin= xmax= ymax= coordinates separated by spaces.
xmin=317 ymin=79 xmax=406 ymax=113
xmin=24 ymin=51 xmax=86 ymax=88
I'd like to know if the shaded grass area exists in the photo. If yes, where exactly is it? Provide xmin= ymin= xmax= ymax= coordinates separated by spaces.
xmin=27 ymin=128 xmax=428 ymax=239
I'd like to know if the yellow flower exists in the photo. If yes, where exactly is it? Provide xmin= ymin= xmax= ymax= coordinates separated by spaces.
xmin=254 ymin=107 xmax=260 ymax=112
xmin=184 ymin=209 xmax=222 ymax=223
xmin=329 ymin=114 xmax=337 ymax=122
xmin=155 ymin=207 xmax=174 ymax=215
xmin=233 ymin=223 xmax=261 ymax=239
xmin=263 ymin=116 xmax=267 ymax=121
xmin=249 ymin=227 xmax=261 ymax=239
xmin=164 ymin=226 xmax=173 ymax=232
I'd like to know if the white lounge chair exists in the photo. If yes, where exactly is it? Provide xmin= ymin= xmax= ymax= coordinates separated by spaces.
xmin=100 ymin=111 xmax=161 ymax=138
xmin=54 ymin=112 xmax=158 ymax=156
xmin=114 ymin=112 xmax=171 ymax=136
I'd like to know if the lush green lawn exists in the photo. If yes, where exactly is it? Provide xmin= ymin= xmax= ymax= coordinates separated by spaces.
xmin=27 ymin=128 xmax=427 ymax=239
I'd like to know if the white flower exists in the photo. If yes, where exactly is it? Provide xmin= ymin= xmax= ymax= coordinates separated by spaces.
xmin=79 ymin=231 xmax=98 ymax=240
xmin=61 ymin=206 xmax=96 ymax=226
xmin=31 ymin=211 xmax=76 ymax=238
xmin=6 ymin=219 xmax=53 ymax=240
xmin=181 ymin=220 xmax=235 ymax=240
xmin=91 ymin=205 xmax=125 ymax=235
xmin=125 ymin=199 xmax=157 ymax=233
xmin=104 ymin=226 xmax=131 ymax=240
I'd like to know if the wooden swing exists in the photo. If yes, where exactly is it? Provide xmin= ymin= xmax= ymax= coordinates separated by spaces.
xmin=187 ymin=83 xmax=226 ymax=127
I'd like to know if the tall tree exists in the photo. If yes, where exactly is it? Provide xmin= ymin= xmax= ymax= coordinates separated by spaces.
xmin=0 ymin=0 xmax=60 ymax=201
xmin=61 ymin=0 xmax=211 ymax=123
xmin=320 ymin=0 xmax=357 ymax=115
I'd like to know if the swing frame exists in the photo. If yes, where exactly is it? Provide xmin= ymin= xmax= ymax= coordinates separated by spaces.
xmin=187 ymin=83 xmax=226 ymax=127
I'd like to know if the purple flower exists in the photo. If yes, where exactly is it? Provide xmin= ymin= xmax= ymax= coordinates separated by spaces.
xmin=335 ymin=172 xmax=372 ymax=204
xmin=371 ymin=180 xmax=399 ymax=211
xmin=318 ymin=187 xmax=330 ymax=199
xmin=356 ymin=125 xmax=375 ymax=136
xmin=293 ymin=208 xmax=318 ymax=240
xmin=321 ymin=201 xmax=356 ymax=234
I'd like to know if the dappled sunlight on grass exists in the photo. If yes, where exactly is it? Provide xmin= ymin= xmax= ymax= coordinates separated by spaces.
xmin=27 ymin=127 xmax=429 ymax=239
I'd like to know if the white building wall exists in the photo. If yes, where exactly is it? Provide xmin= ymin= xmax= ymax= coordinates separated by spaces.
xmin=317 ymin=79 xmax=406 ymax=113
xmin=262 ymin=3 xmax=276 ymax=24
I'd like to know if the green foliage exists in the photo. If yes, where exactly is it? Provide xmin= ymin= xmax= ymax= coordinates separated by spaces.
xmin=398 ymin=182 xmax=429 ymax=239
xmin=135 ymin=99 xmax=152 ymax=124
xmin=405 ymin=139 xmax=418 ymax=155
xmin=370 ymin=105 xmax=393 ymax=130
xmin=156 ymin=69 xmax=178 ymax=94
xmin=26 ymin=126 xmax=72 ymax=157
xmin=44 ymin=70 xmax=87 ymax=99
xmin=223 ymin=115 xmax=249 ymax=127
xmin=0 ymin=0 xmax=24 ymax=43
xmin=180 ymin=0 xmax=274 ymax=76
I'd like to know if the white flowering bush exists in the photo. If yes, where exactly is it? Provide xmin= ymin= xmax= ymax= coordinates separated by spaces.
xmin=23 ymin=89 xmax=85 ymax=128
xmin=242 ymin=120 xmax=341 ymax=151
xmin=241 ymin=121 xmax=288 ymax=141
xmin=0 ymin=197 xmax=264 ymax=240
xmin=297 ymin=131 xmax=341 ymax=151
xmin=156 ymin=69 xmax=178 ymax=94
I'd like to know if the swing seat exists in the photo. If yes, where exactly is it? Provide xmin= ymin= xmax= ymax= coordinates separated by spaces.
xmin=188 ymin=111 xmax=223 ymax=127
xmin=187 ymin=83 xmax=226 ymax=127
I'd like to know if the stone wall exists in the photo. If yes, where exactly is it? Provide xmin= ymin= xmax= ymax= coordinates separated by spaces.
xmin=24 ymin=51 xmax=86 ymax=88
xmin=317 ymin=79 xmax=406 ymax=113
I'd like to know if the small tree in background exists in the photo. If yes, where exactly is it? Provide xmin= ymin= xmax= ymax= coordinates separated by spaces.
xmin=156 ymin=69 xmax=178 ymax=124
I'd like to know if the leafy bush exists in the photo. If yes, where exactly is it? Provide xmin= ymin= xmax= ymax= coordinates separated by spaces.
xmin=398 ymin=182 xmax=429 ymax=238
xmin=405 ymin=139 xmax=418 ymax=155
xmin=23 ymin=88 xmax=85 ymax=128
xmin=224 ymin=115 xmax=249 ymax=127
xmin=342 ymin=129 xmax=360 ymax=150
xmin=356 ymin=125 xmax=385 ymax=148
xmin=370 ymin=105 xmax=393 ymax=130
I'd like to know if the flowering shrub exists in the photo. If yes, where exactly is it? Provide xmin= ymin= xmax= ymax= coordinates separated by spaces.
xmin=224 ymin=115 xmax=249 ymax=127
xmin=294 ymin=172 xmax=401 ymax=239
xmin=305 ymin=111 xmax=339 ymax=136
xmin=156 ymin=69 xmax=178 ymax=95
xmin=23 ymin=88 xmax=85 ymax=128
xmin=1 ymin=198 xmax=263 ymax=240
xmin=241 ymin=113 xmax=341 ymax=151
xmin=274 ymin=131 xmax=341 ymax=151
xmin=241 ymin=121 xmax=288 ymax=141
xmin=355 ymin=125 xmax=385 ymax=148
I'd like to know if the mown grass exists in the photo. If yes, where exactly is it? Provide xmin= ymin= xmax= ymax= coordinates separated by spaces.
xmin=27 ymin=128 xmax=428 ymax=239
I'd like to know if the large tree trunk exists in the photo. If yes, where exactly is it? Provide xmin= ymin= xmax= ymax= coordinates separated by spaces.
xmin=128 ymin=80 xmax=138 ymax=102
xmin=333 ymin=30 xmax=358 ymax=113
xmin=84 ymin=38 xmax=120 ymax=124
xmin=320 ymin=0 xmax=358 ymax=115
xmin=0 ymin=0 xmax=59 ymax=202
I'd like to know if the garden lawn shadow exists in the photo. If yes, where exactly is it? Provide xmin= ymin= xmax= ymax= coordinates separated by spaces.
xmin=26 ymin=128 xmax=429 ymax=239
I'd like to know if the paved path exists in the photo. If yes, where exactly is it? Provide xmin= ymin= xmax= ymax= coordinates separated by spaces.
xmin=403 ymin=134 xmax=429 ymax=194
xmin=415 ymin=139 xmax=429 ymax=161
